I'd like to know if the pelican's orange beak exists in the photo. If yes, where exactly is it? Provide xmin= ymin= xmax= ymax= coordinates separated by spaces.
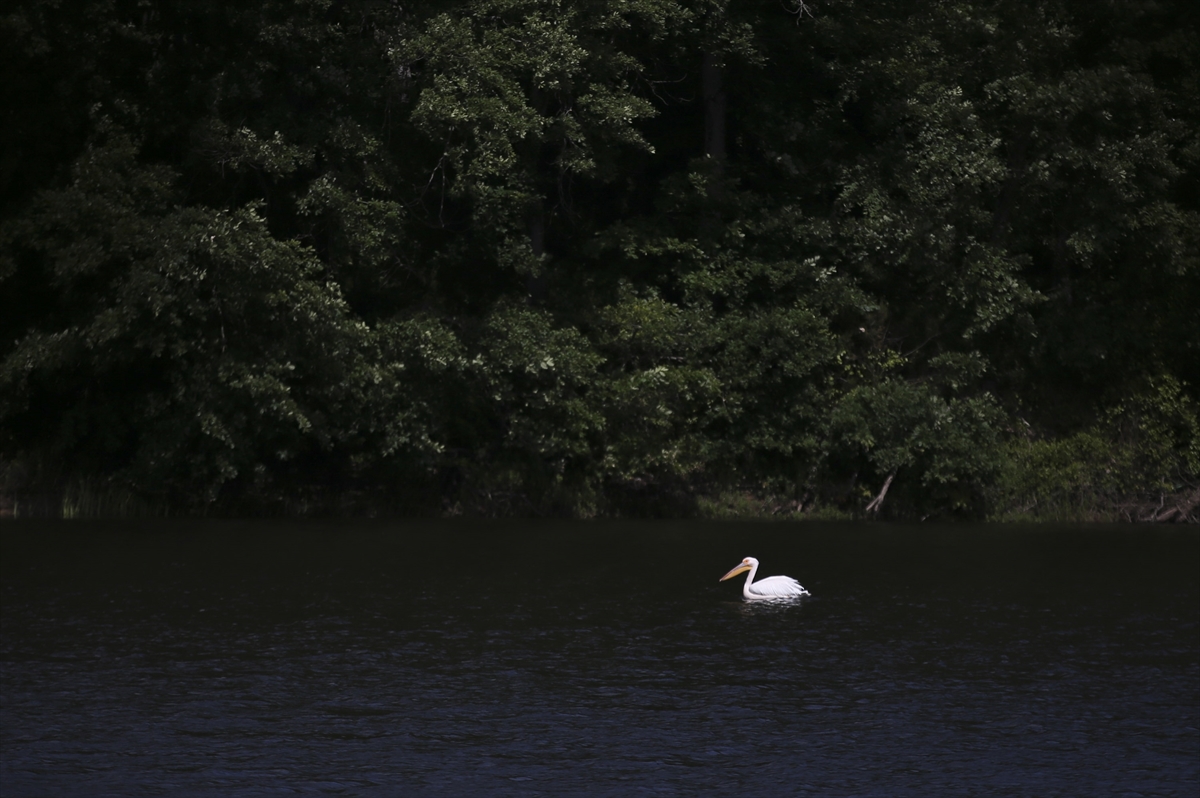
xmin=720 ymin=562 xmax=752 ymax=582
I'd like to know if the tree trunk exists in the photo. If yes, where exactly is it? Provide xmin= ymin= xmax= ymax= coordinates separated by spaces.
xmin=702 ymin=52 xmax=727 ymax=170
xmin=526 ymin=208 xmax=547 ymax=302
xmin=524 ymin=83 xmax=549 ymax=302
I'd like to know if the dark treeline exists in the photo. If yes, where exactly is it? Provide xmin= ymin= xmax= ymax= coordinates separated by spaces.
xmin=1 ymin=0 xmax=1197 ymax=520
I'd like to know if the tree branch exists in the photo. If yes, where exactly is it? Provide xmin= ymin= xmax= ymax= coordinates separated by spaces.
xmin=865 ymin=470 xmax=896 ymax=514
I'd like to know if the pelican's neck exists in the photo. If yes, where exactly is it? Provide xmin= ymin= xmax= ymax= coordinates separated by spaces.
xmin=742 ymin=560 xmax=760 ymax=599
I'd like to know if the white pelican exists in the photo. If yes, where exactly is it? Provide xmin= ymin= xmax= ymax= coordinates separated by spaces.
xmin=720 ymin=557 xmax=810 ymax=600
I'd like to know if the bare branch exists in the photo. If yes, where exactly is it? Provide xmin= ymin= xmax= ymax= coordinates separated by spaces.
xmin=784 ymin=0 xmax=815 ymax=23
xmin=865 ymin=470 xmax=897 ymax=514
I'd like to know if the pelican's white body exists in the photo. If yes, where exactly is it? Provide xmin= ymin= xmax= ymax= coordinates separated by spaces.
xmin=720 ymin=557 xmax=810 ymax=600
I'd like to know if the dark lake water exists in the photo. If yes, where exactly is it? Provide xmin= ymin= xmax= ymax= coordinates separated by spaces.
xmin=2 ymin=521 xmax=1197 ymax=796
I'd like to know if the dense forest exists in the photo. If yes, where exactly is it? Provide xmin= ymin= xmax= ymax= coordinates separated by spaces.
xmin=1 ymin=0 xmax=1197 ymax=520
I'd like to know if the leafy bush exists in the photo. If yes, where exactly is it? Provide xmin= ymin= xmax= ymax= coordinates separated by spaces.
xmin=990 ymin=377 xmax=1199 ymax=521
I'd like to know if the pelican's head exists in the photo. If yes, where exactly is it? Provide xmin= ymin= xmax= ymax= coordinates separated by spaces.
xmin=720 ymin=557 xmax=759 ymax=582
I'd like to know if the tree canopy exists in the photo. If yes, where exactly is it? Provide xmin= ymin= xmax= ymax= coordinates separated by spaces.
xmin=2 ymin=0 xmax=1197 ymax=519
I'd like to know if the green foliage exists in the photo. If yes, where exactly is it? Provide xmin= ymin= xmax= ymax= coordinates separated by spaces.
xmin=398 ymin=0 xmax=678 ymax=278
xmin=1 ymin=0 xmax=1195 ymax=518
xmin=593 ymin=285 xmax=720 ymax=483
xmin=0 ymin=122 xmax=391 ymax=507
xmin=479 ymin=304 xmax=604 ymax=465
xmin=830 ymin=379 xmax=1006 ymax=517
xmin=991 ymin=377 xmax=1200 ymax=521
